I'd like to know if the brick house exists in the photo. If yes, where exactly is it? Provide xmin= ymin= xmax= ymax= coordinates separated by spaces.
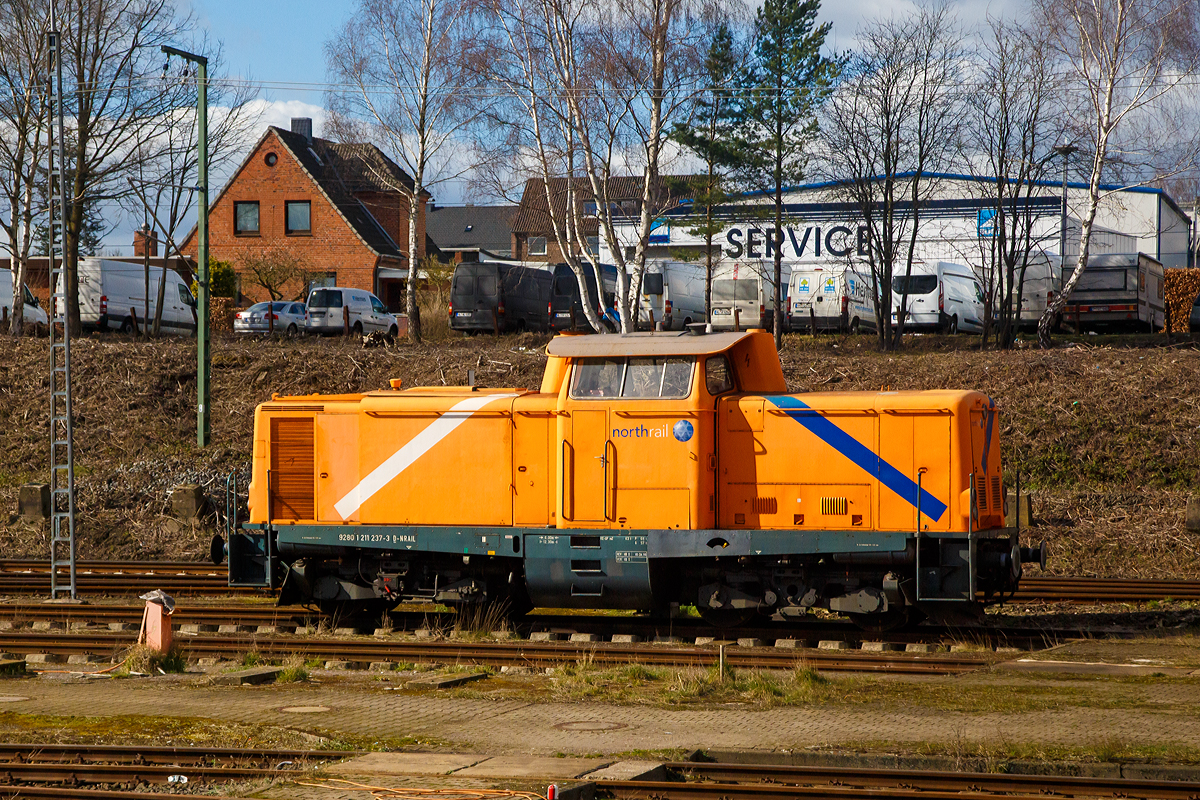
xmin=182 ymin=118 xmax=429 ymax=311
xmin=509 ymin=176 xmax=697 ymax=263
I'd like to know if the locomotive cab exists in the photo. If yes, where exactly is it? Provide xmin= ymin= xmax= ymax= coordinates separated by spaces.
xmin=225 ymin=328 xmax=1041 ymax=630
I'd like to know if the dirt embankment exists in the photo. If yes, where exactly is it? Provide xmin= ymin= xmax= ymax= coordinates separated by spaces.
xmin=0 ymin=332 xmax=1197 ymax=576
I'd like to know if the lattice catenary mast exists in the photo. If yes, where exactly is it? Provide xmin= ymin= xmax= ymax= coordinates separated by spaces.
xmin=47 ymin=3 xmax=77 ymax=600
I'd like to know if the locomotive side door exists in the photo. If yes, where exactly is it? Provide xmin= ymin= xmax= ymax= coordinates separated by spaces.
xmin=564 ymin=357 xmax=622 ymax=523
xmin=562 ymin=355 xmax=698 ymax=528
xmin=569 ymin=407 xmax=609 ymax=522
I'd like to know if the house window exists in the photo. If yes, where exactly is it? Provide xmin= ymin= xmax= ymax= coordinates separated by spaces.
xmin=587 ymin=236 xmax=600 ymax=258
xmin=234 ymin=202 xmax=259 ymax=235
xmin=583 ymin=201 xmax=598 ymax=216
xmin=528 ymin=236 xmax=548 ymax=256
xmin=286 ymin=201 xmax=311 ymax=235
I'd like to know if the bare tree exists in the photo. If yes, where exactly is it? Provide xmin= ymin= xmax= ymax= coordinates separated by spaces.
xmin=820 ymin=5 xmax=966 ymax=351
xmin=326 ymin=0 xmax=484 ymax=344
xmin=0 ymin=2 xmax=48 ymax=336
xmin=58 ymin=0 xmax=199 ymax=334
xmin=127 ymin=38 xmax=260 ymax=335
xmin=1034 ymin=0 xmax=1200 ymax=347
xmin=964 ymin=18 xmax=1065 ymax=348
xmin=238 ymin=246 xmax=311 ymax=302
xmin=479 ymin=0 xmax=713 ymax=332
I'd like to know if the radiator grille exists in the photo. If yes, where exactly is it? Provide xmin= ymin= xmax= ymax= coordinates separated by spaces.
xmin=270 ymin=417 xmax=314 ymax=520
xmin=821 ymin=497 xmax=848 ymax=515
xmin=751 ymin=497 xmax=778 ymax=514
xmin=991 ymin=475 xmax=1003 ymax=511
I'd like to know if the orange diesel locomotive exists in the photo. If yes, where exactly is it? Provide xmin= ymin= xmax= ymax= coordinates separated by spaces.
xmin=221 ymin=329 xmax=1044 ymax=628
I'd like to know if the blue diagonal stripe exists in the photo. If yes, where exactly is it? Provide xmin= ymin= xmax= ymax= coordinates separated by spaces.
xmin=767 ymin=396 xmax=948 ymax=522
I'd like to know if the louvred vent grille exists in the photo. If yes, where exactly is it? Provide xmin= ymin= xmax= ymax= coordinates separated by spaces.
xmin=270 ymin=417 xmax=315 ymax=520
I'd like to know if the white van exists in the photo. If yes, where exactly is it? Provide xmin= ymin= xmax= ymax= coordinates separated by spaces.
xmin=69 ymin=258 xmax=196 ymax=335
xmin=0 ymin=268 xmax=49 ymax=328
xmin=889 ymin=262 xmax=985 ymax=333
xmin=306 ymin=286 xmax=400 ymax=336
xmin=1010 ymin=254 xmax=1059 ymax=327
xmin=710 ymin=262 xmax=790 ymax=331
xmin=788 ymin=265 xmax=858 ymax=332
xmin=637 ymin=260 xmax=705 ymax=330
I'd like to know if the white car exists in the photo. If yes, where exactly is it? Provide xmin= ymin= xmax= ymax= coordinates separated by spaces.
xmin=0 ymin=268 xmax=49 ymax=328
xmin=305 ymin=287 xmax=400 ymax=336
xmin=234 ymin=301 xmax=307 ymax=336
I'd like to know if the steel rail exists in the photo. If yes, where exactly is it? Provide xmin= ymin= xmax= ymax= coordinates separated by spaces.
xmin=0 ymin=743 xmax=360 ymax=765
xmin=0 ymin=603 xmax=1087 ymax=651
xmin=1 ymin=560 xmax=1198 ymax=603
xmin=0 ymin=761 xmax=277 ymax=783
xmin=598 ymin=777 xmax=1196 ymax=800
xmin=666 ymin=761 xmax=1200 ymax=798
xmin=0 ymin=632 xmax=993 ymax=674
xmin=0 ymin=561 xmax=221 ymax=576
xmin=0 ymin=788 xmax=207 ymax=799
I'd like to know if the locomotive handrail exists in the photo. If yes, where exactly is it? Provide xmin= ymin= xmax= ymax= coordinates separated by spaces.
xmin=767 ymin=408 xmax=879 ymax=416
xmin=604 ymin=439 xmax=616 ymax=521
xmin=365 ymin=410 xmax=512 ymax=418
xmin=880 ymin=408 xmax=952 ymax=415
xmin=611 ymin=409 xmax=707 ymax=418
xmin=224 ymin=471 xmax=238 ymax=539
xmin=561 ymin=438 xmax=573 ymax=521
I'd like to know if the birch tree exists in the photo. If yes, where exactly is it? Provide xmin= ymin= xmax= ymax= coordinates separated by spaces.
xmin=1034 ymin=0 xmax=1200 ymax=347
xmin=0 ymin=1 xmax=48 ymax=336
xmin=479 ymin=0 xmax=714 ymax=333
xmin=326 ymin=0 xmax=484 ymax=344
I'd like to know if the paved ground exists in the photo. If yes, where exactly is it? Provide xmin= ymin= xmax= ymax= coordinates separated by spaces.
xmin=1 ymin=637 xmax=1199 ymax=798
xmin=6 ymin=645 xmax=1200 ymax=757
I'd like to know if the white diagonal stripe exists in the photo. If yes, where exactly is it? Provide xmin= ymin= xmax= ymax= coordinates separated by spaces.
xmin=333 ymin=393 xmax=516 ymax=520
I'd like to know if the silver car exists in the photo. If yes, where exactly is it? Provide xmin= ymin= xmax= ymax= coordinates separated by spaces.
xmin=234 ymin=301 xmax=307 ymax=336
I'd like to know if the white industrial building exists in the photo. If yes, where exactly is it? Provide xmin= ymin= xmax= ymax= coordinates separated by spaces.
xmin=600 ymin=172 xmax=1193 ymax=273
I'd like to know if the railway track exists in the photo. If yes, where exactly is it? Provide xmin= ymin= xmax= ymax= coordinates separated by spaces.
xmin=0 ymin=560 xmax=1196 ymax=603
xmin=0 ymin=630 xmax=994 ymax=674
xmin=0 ymin=743 xmax=350 ymax=798
xmin=0 ymin=602 xmax=1090 ymax=652
xmin=600 ymin=760 xmax=1200 ymax=800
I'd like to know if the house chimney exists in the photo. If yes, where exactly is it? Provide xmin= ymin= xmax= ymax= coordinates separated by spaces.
xmin=291 ymin=117 xmax=313 ymax=143
xmin=133 ymin=224 xmax=157 ymax=258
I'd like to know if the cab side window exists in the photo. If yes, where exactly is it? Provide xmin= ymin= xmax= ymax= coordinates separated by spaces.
xmin=570 ymin=357 xmax=694 ymax=399
xmin=705 ymin=355 xmax=734 ymax=395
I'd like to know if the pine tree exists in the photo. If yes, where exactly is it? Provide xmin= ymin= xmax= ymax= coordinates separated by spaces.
xmin=670 ymin=23 xmax=743 ymax=320
xmin=728 ymin=0 xmax=839 ymax=348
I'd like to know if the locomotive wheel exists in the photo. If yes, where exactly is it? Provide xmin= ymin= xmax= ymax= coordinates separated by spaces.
xmin=847 ymin=607 xmax=916 ymax=633
xmin=697 ymin=605 xmax=757 ymax=628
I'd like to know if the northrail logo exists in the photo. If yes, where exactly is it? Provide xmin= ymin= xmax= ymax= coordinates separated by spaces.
xmin=611 ymin=424 xmax=672 ymax=439
xmin=610 ymin=420 xmax=694 ymax=442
